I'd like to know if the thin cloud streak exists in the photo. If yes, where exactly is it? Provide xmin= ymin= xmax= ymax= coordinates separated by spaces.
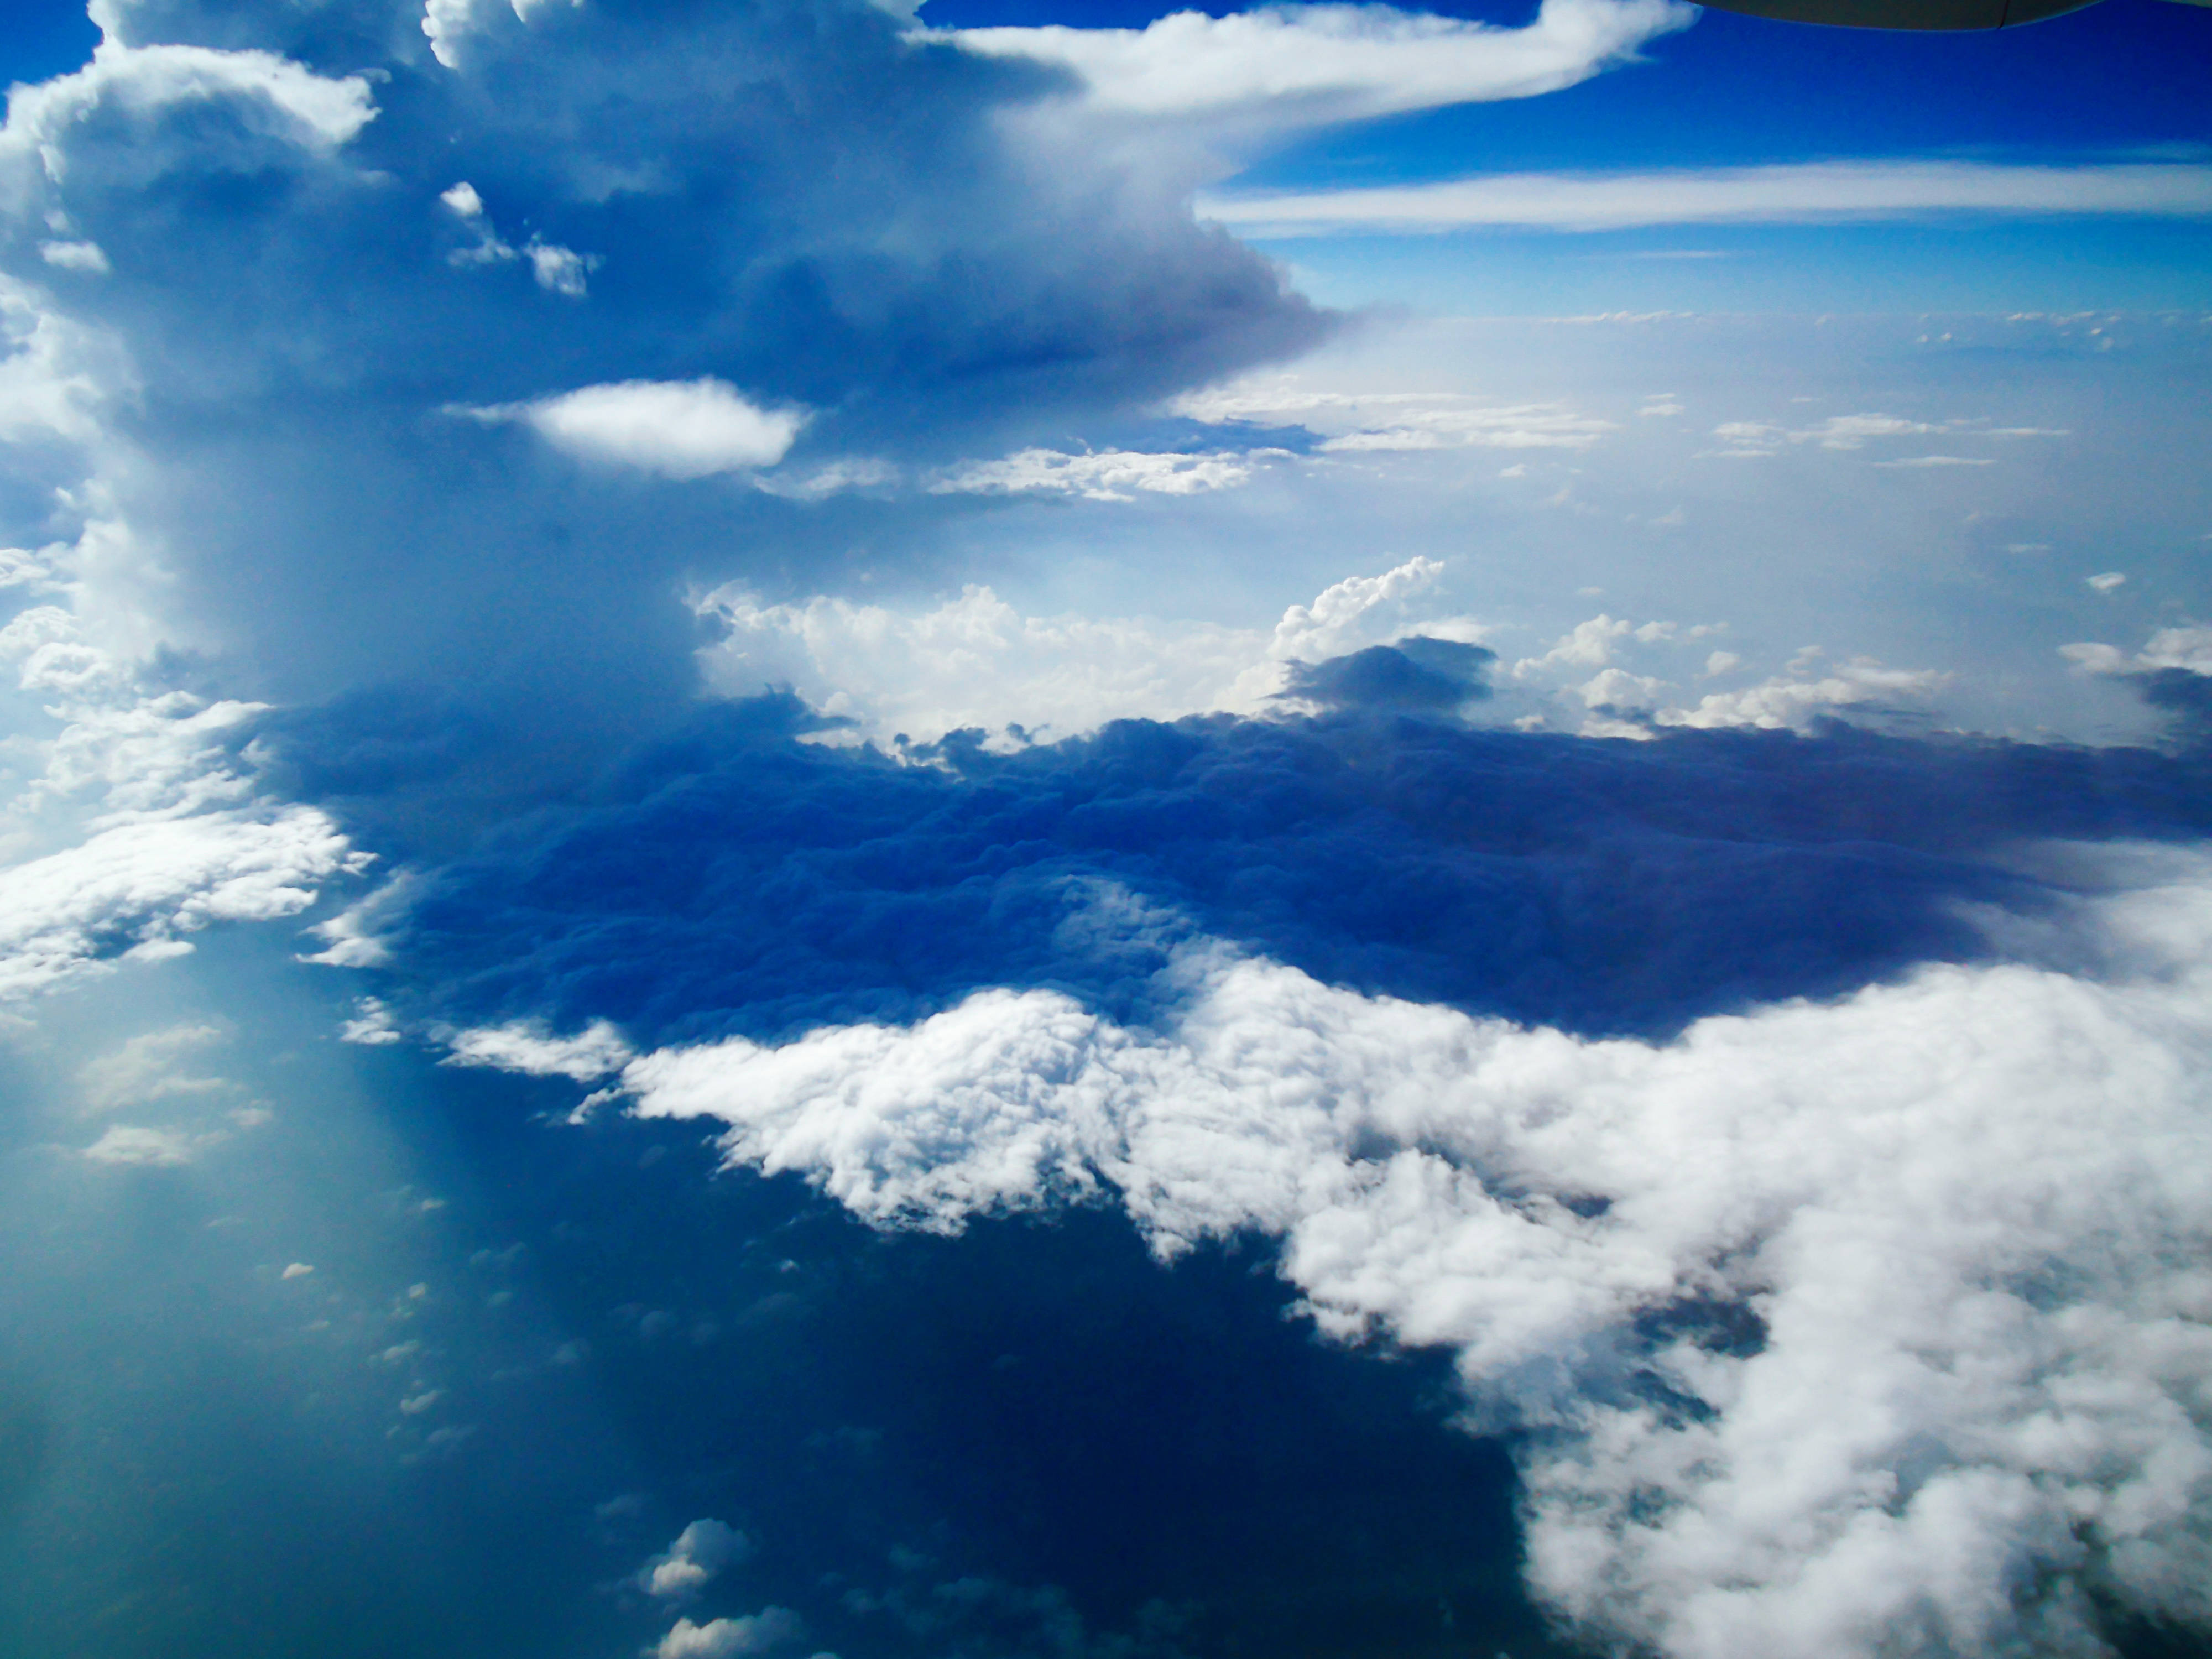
xmin=924 ymin=0 xmax=1693 ymax=127
xmin=1201 ymin=159 xmax=2212 ymax=235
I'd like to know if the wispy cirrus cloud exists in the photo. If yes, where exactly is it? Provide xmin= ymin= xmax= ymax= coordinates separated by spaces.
xmin=1202 ymin=159 xmax=2212 ymax=236
xmin=925 ymin=0 xmax=1693 ymax=130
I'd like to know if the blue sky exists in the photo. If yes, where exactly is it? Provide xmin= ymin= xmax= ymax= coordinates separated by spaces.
xmin=2 ymin=1 xmax=2211 ymax=1657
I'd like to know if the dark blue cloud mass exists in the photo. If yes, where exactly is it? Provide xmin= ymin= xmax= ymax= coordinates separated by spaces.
xmin=322 ymin=684 xmax=2212 ymax=1050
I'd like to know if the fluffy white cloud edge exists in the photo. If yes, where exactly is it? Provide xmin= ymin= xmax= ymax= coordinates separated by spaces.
xmin=0 ymin=604 xmax=364 ymax=1005
xmin=690 ymin=555 xmax=1494 ymax=746
xmin=689 ymin=557 xmax=1950 ymax=748
xmin=639 ymin=1518 xmax=752 ymax=1600
xmin=451 ymin=849 xmax=2212 ymax=1659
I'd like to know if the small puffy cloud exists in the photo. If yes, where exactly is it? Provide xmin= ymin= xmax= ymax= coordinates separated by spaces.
xmin=1266 ymin=555 xmax=1481 ymax=661
xmin=81 ymin=1123 xmax=199 ymax=1166
xmin=340 ymin=997 xmax=403 ymax=1045
xmin=1657 ymin=655 xmax=1949 ymax=734
xmin=2087 ymin=571 xmax=2127 ymax=593
xmin=39 ymin=241 xmax=111 ymax=274
xmin=693 ymin=556 xmax=1482 ymax=748
xmin=440 ymin=1019 xmax=634 ymax=1082
xmin=2138 ymin=625 xmax=2212 ymax=674
xmin=931 ymin=0 xmax=1692 ymax=129
xmin=1511 ymin=613 xmax=1645 ymax=676
xmin=440 ymin=181 xmax=487 ymax=220
xmin=77 ymin=1023 xmax=227 ymax=1113
xmin=0 ymin=548 xmax=56 ymax=589
xmin=0 ymin=806 xmax=358 ymax=1001
xmin=438 ymin=181 xmax=597 ymax=295
xmin=640 ymin=1518 xmax=752 ymax=1599
xmin=654 ymin=1609 xmax=801 ymax=1659
xmin=421 ymin=0 xmax=588 ymax=69
xmin=0 ymin=38 xmax=377 ymax=159
xmin=280 ymin=1261 xmax=314 ymax=1279
xmin=2062 ymin=624 xmax=2212 ymax=679
xmin=520 ymin=242 xmax=593 ymax=298
xmin=1503 ymin=619 xmax=1917 ymax=737
xmin=458 ymin=381 xmax=805 ymax=479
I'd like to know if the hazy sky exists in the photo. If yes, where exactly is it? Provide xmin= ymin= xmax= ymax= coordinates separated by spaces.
xmin=1 ymin=1 xmax=2209 ymax=1657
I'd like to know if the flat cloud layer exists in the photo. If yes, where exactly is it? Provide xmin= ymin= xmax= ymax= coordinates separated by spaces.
xmin=1202 ymin=159 xmax=2212 ymax=234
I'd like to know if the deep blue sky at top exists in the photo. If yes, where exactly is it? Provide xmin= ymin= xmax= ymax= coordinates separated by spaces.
xmin=947 ymin=0 xmax=2212 ymax=191
xmin=1246 ymin=1 xmax=2211 ymax=191
xmin=2 ymin=0 xmax=2208 ymax=311
xmin=8 ymin=0 xmax=2208 ymax=175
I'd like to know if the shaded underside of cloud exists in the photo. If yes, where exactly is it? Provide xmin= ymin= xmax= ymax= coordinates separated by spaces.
xmin=342 ymin=695 xmax=2212 ymax=1056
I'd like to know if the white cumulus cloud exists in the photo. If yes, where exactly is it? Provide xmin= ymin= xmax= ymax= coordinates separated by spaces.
xmin=640 ymin=1518 xmax=752 ymax=1599
xmin=458 ymin=851 xmax=2212 ymax=1659
xmin=690 ymin=556 xmax=1487 ymax=747
xmin=1656 ymin=654 xmax=1950 ymax=734
xmin=80 ymin=1123 xmax=201 ymax=1166
xmin=457 ymin=380 xmax=806 ymax=479
xmin=653 ymin=1608 xmax=802 ymax=1659
xmin=0 ymin=39 xmax=376 ymax=163
xmin=1201 ymin=159 xmax=2212 ymax=236
xmin=439 ymin=1019 xmax=634 ymax=1082
xmin=0 ymin=608 xmax=362 ymax=1003
xmin=2061 ymin=624 xmax=2212 ymax=679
